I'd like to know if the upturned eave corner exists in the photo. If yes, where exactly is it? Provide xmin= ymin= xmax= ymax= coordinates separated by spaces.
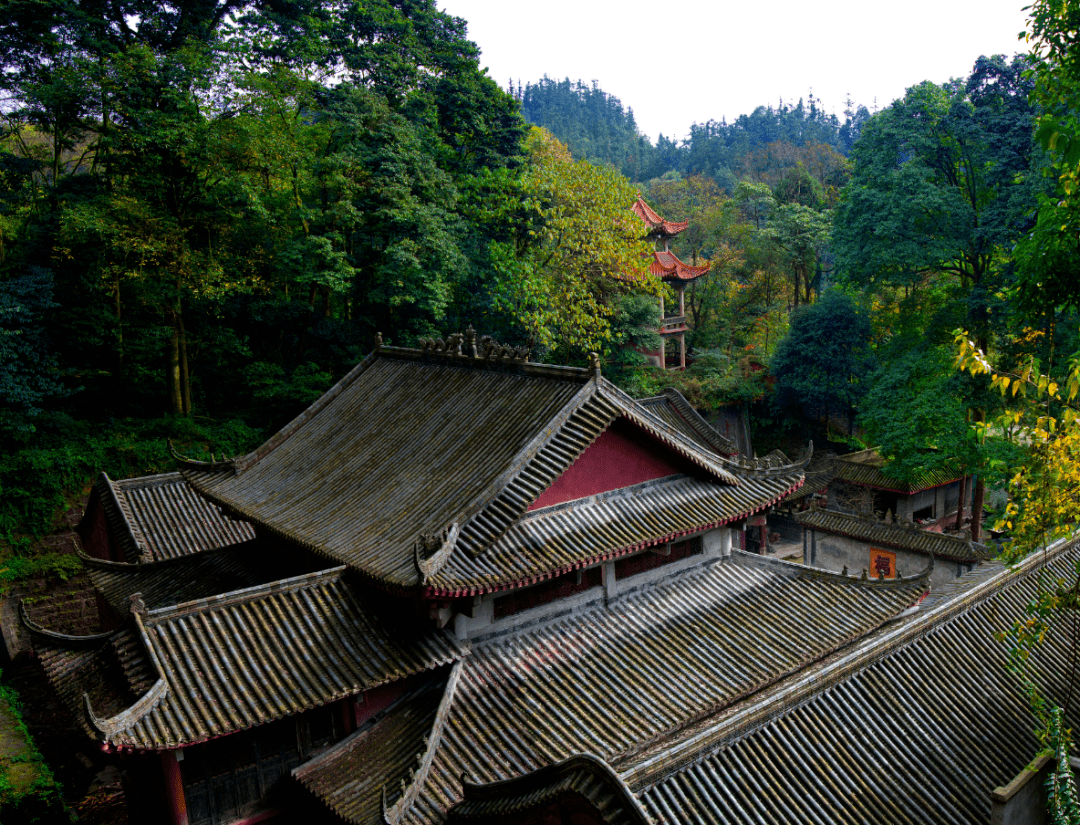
xmin=167 ymin=438 xmax=238 ymax=476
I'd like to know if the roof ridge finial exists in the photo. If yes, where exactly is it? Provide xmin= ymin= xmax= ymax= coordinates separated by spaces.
xmin=129 ymin=592 xmax=147 ymax=616
xmin=589 ymin=352 xmax=601 ymax=379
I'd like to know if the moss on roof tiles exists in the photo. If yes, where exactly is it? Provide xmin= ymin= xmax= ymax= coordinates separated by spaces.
xmin=833 ymin=448 xmax=961 ymax=493
xmin=180 ymin=348 xmax=803 ymax=594
xmin=796 ymin=507 xmax=990 ymax=562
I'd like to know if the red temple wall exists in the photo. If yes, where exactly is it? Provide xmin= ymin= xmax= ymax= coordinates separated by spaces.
xmin=529 ymin=419 xmax=692 ymax=510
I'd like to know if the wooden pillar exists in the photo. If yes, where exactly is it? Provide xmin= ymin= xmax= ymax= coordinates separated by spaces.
xmin=341 ymin=697 xmax=356 ymax=735
xmin=602 ymin=561 xmax=616 ymax=598
xmin=659 ymin=335 xmax=666 ymax=371
xmin=678 ymin=285 xmax=685 ymax=317
xmin=161 ymin=751 xmax=188 ymax=825
xmin=679 ymin=333 xmax=686 ymax=370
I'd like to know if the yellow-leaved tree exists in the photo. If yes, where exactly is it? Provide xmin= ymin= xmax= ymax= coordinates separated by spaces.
xmin=497 ymin=127 xmax=662 ymax=362
xmin=956 ymin=333 xmax=1080 ymax=821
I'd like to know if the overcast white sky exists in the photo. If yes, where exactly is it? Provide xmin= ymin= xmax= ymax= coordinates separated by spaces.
xmin=438 ymin=0 xmax=1032 ymax=142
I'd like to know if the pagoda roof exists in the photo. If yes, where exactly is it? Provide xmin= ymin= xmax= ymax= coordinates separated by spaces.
xmin=27 ymin=565 xmax=464 ymax=750
xmin=795 ymin=505 xmax=991 ymax=563
xmin=632 ymin=197 xmax=689 ymax=238
xmin=833 ymin=448 xmax=962 ymax=494
xmin=81 ymin=472 xmax=254 ymax=563
xmin=293 ymin=551 xmax=930 ymax=823
xmin=175 ymin=337 xmax=805 ymax=595
xmin=650 ymin=250 xmax=710 ymax=282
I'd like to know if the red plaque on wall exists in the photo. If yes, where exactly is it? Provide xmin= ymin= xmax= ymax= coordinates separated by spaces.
xmin=869 ymin=548 xmax=896 ymax=579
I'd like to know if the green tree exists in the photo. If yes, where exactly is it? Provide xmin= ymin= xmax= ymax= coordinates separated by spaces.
xmin=859 ymin=345 xmax=978 ymax=488
xmin=0 ymin=0 xmax=527 ymax=419
xmin=0 ymin=268 xmax=69 ymax=440
xmin=771 ymin=289 xmax=873 ymax=435
xmin=767 ymin=203 xmax=831 ymax=308
xmin=833 ymin=59 xmax=1043 ymax=301
xmin=1013 ymin=2 xmax=1080 ymax=318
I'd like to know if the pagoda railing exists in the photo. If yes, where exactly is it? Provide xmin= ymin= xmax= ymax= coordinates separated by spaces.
xmin=660 ymin=315 xmax=686 ymax=334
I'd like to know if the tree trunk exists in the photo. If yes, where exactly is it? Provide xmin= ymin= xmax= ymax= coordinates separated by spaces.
xmin=114 ymin=273 xmax=123 ymax=379
xmin=179 ymin=311 xmax=191 ymax=416
xmin=971 ymin=475 xmax=985 ymax=543
xmin=955 ymin=474 xmax=967 ymax=532
xmin=168 ymin=314 xmax=182 ymax=415
xmin=971 ymin=410 xmax=986 ymax=542
xmin=294 ymin=283 xmax=319 ymax=366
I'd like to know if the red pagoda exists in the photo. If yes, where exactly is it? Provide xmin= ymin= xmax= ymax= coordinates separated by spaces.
xmin=632 ymin=197 xmax=710 ymax=370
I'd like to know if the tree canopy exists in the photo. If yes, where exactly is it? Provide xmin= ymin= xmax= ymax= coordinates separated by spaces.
xmin=770 ymin=289 xmax=873 ymax=432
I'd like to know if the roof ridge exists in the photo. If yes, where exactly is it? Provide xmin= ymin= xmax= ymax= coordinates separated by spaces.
xmin=386 ymin=660 xmax=465 ymax=823
xmin=728 ymin=548 xmax=935 ymax=587
xmin=19 ymin=600 xmax=117 ymax=647
xmin=98 ymin=473 xmax=151 ymax=563
xmin=78 ymin=538 xmax=259 ymax=571
xmin=618 ymin=532 xmax=1080 ymax=790
xmin=111 ymin=471 xmax=184 ymax=490
xmin=659 ymin=388 xmax=737 ymax=455
xmin=144 ymin=565 xmax=348 ymax=620
xmin=456 ymin=752 xmax=653 ymax=825
xmin=455 ymin=380 xmax=609 ymax=558
xmin=716 ymin=443 xmax=814 ymax=478
xmin=84 ymin=611 xmax=171 ymax=746
xmin=381 ymin=344 xmax=592 ymax=382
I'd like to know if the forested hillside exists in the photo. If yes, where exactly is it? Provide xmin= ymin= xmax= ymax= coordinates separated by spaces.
xmin=0 ymin=0 xmax=671 ymax=547
xmin=0 ymin=0 xmax=1077 ymax=598
xmin=516 ymin=75 xmax=870 ymax=186
xmin=515 ymin=77 xmax=657 ymax=180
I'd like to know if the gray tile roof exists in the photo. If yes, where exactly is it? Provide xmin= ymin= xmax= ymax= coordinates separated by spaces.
xmin=428 ymin=473 xmax=803 ymax=594
xmin=833 ymin=448 xmax=961 ymax=493
xmin=779 ymin=451 xmax=837 ymax=504
xmin=28 ymin=568 xmax=465 ymax=749
xmin=448 ymin=754 xmax=652 ymax=825
xmin=179 ymin=348 xmax=805 ymax=594
xmin=83 ymin=472 xmax=254 ymax=563
xmin=627 ymin=537 xmax=1080 ymax=824
xmin=796 ymin=506 xmax=991 ymax=562
xmin=638 ymin=389 xmax=736 ymax=457
xmin=293 ymin=669 xmax=456 ymax=825
xmin=83 ymin=539 xmax=322 ymax=616
xmin=297 ymin=553 xmax=928 ymax=823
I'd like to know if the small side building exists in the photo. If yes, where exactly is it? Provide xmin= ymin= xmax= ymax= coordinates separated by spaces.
xmin=796 ymin=503 xmax=991 ymax=590
xmin=829 ymin=447 xmax=970 ymax=525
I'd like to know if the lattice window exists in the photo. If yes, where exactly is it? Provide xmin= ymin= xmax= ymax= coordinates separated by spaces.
xmin=181 ymin=705 xmax=343 ymax=825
